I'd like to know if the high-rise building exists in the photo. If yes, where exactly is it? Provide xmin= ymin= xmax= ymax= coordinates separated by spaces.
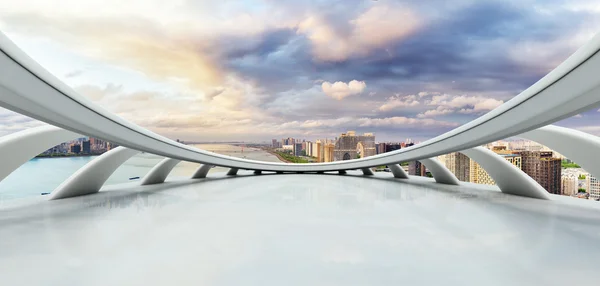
xmin=82 ymin=140 xmax=91 ymax=154
xmin=70 ymin=144 xmax=81 ymax=154
xmin=324 ymin=143 xmax=335 ymax=162
xmin=377 ymin=142 xmax=386 ymax=154
xmin=333 ymin=131 xmax=375 ymax=161
xmin=518 ymin=151 xmax=562 ymax=195
xmin=561 ymin=175 xmax=579 ymax=196
xmin=294 ymin=143 xmax=303 ymax=156
xmin=438 ymin=152 xmax=470 ymax=182
xmin=311 ymin=142 xmax=318 ymax=157
xmin=316 ymin=140 xmax=323 ymax=163
xmin=586 ymin=175 xmax=600 ymax=200
xmin=272 ymin=139 xmax=278 ymax=148
xmin=408 ymin=161 xmax=426 ymax=176
xmin=306 ymin=141 xmax=313 ymax=157
xmin=469 ymin=153 xmax=522 ymax=185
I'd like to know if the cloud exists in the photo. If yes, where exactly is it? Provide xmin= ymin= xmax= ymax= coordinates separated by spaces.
xmin=64 ymin=70 xmax=84 ymax=78
xmin=297 ymin=5 xmax=420 ymax=62
xmin=321 ymin=80 xmax=366 ymax=100
xmin=426 ymin=94 xmax=504 ymax=114
xmin=417 ymin=106 xmax=454 ymax=118
xmin=379 ymin=94 xmax=419 ymax=111
xmin=0 ymin=108 xmax=45 ymax=136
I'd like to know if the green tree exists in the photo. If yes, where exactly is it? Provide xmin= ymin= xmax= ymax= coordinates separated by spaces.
xmin=579 ymin=174 xmax=587 ymax=180
xmin=578 ymin=188 xmax=587 ymax=193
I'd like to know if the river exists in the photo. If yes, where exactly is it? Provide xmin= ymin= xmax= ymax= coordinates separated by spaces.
xmin=0 ymin=144 xmax=282 ymax=200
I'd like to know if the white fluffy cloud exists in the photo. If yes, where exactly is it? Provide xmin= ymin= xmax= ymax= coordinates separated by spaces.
xmin=424 ymin=93 xmax=504 ymax=115
xmin=417 ymin=106 xmax=453 ymax=118
xmin=298 ymin=5 xmax=420 ymax=62
xmin=379 ymin=94 xmax=419 ymax=111
xmin=321 ymin=80 xmax=366 ymax=100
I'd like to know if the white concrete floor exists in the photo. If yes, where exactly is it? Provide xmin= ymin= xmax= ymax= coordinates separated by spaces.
xmin=1 ymin=171 xmax=600 ymax=286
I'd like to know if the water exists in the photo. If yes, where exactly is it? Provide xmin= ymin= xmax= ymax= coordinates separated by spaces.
xmin=0 ymin=144 xmax=282 ymax=200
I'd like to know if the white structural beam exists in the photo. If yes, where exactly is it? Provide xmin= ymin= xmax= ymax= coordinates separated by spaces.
xmin=389 ymin=164 xmax=409 ymax=179
xmin=227 ymin=168 xmax=239 ymax=176
xmin=3 ymin=31 xmax=600 ymax=173
xmin=520 ymin=125 xmax=600 ymax=180
xmin=362 ymin=168 xmax=374 ymax=176
xmin=0 ymin=125 xmax=79 ymax=183
xmin=191 ymin=164 xmax=212 ymax=179
xmin=140 ymin=158 xmax=181 ymax=185
xmin=419 ymin=158 xmax=460 ymax=185
xmin=460 ymin=147 xmax=550 ymax=200
xmin=49 ymin=147 xmax=140 ymax=200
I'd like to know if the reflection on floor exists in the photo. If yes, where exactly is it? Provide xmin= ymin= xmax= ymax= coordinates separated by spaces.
xmin=1 ymin=171 xmax=600 ymax=286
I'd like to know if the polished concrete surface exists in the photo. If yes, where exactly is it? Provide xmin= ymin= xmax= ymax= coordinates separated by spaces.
xmin=1 ymin=171 xmax=600 ymax=285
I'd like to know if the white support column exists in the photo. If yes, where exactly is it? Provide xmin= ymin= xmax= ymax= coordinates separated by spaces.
xmin=0 ymin=126 xmax=79 ymax=183
xmin=191 ymin=164 xmax=212 ymax=179
xmin=389 ymin=164 xmax=409 ymax=179
xmin=419 ymin=158 xmax=460 ymax=185
xmin=521 ymin=125 xmax=600 ymax=181
xmin=227 ymin=168 xmax=239 ymax=176
xmin=140 ymin=158 xmax=181 ymax=185
xmin=362 ymin=168 xmax=374 ymax=176
xmin=49 ymin=147 xmax=140 ymax=200
xmin=460 ymin=147 xmax=550 ymax=200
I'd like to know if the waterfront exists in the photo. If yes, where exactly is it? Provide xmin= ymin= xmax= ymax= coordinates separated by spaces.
xmin=0 ymin=144 xmax=282 ymax=200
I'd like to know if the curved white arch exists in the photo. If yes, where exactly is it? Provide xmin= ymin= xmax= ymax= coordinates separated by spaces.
xmin=361 ymin=168 xmax=374 ymax=176
xmin=520 ymin=125 xmax=600 ymax=180
xmin=49 ymin=147 xmax=140 ymax=200
xmin=419 ymin=158 xmax=460 ymax=185
xmin=389 ymin=164 xmax=409 ymax=179
xmin=0 ymin=125 xmax=80 ymax=182
xmin=140 ymin=158 xmax=181 ymax=185
xmin=460 ymin=147 xmax=550 ymax=200
xmin=191 ymin=164 xmax=213 ymax=179
xmin=227 ymin=168 xmax=239 ymax=176
xmin=2 ymin=32 xmax=600 ymax=173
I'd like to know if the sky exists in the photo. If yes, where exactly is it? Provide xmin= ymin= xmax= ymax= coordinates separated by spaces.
xmin=1 ymin=0 xmax=600 ymax=142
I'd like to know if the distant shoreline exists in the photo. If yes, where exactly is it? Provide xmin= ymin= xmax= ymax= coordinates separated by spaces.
xmin=35 ymin=153 xmax=100 ymax=159
xmin=263 ymin=148 xmax=292 ymax=163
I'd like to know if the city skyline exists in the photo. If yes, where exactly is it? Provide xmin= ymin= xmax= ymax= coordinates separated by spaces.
xmin=1 ymin=0 xmax=600 ymax=142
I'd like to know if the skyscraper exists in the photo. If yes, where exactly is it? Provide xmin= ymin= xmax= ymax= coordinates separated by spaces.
xmin=294 ymin=143 xmax=303 ymax=156
xmin=316 ymin=140 xmax=323 ymax=162
xmin=469 ymin=153 xmax=522 ymax=185
xmin=82 ymin=140 xmax=91 ymax=154
xmin=408 ymin=161 xmax=426 ymax=176
xmin=70 ymin=144 xmax=81 ymax=154
xmin=518 ymin=151 xmax=562 ymax=195
xmin=438 ymin=152 xmax=470 ymax=182
xmin=272 ymin=139 xmax=278 ymax=148
xmin=377 ymin=142 xmax=386 ymax=154
xmin=324 ymin=143 xmax=335 ymax=162
xmin=586 ymin=175 xmax=600 ymax=200
xmin=561 ymin=175 xmax=579 ymax=196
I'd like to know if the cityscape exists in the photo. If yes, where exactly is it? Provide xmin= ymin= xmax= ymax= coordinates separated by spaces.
xmin=268 ymin=130 xmax=599 ymax=201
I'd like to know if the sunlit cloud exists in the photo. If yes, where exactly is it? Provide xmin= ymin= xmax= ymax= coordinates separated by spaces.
xmin=321 ymin=80 xmax=366 ymax=100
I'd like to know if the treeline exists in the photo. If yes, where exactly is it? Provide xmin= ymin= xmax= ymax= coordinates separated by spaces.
xmin=276 ymin=152 xmax=309 ymax=163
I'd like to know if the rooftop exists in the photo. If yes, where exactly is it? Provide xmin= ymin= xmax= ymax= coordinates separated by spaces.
xmin=2 ymin=171 xmax=599 ymax=285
